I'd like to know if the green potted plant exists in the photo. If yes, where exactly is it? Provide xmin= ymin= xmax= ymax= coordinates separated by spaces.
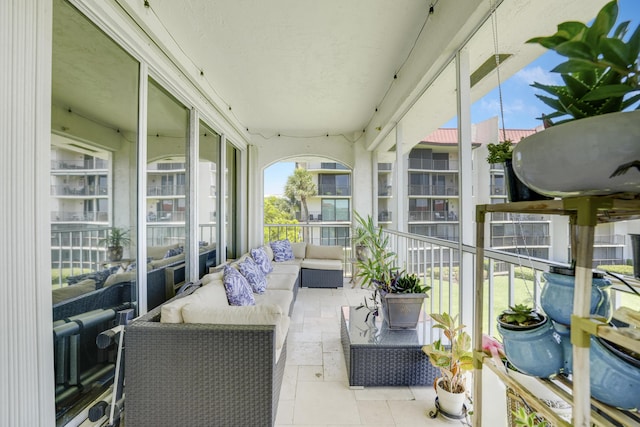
xmin=512 ymin=0 xmax=640 ymax=197
xmin=497 ymin=304 xmax=564 ymax=378
xmin=354 ymin=211 xmax=430 ymax=329
xmin=486 ymin=140 xmax=552 ymax=202
xmin=421 ymin=312 xmax=473 ymax=416
xmin=99 ymin=227 xmax=131 ymax=261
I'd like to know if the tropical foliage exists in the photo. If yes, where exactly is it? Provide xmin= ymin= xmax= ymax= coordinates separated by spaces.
xmin=421 ymin=312 xmax=473 ymax=394
xmin=527 ymin=0 xmax=640 ymax=126
xmin=263 ymin=196 xmax=300 ymax=242
xmin=284 ymin=167 xmax=317 ymax=223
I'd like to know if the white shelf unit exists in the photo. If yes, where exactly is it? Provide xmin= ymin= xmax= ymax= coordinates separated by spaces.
xmin=472 ymin=197 xmax=640 ymax=427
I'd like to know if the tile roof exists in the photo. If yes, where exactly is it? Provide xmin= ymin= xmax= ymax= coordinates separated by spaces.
xmin=420 ymin=127 xmax=540 ymax=145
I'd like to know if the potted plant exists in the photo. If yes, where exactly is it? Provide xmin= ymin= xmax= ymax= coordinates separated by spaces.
xmin=512 ymin=0 xmax=640 ymax=197
xmin=486 ymin=140 xmax=551 ymax=202
xmin=353 ymin=211 xmax=430 ymax=329
xmin=421 ymin=312 xmax=473 ymax=416
xmin=99 ymin=227 xmax=131 ymax=261
xmin=497 ymin=304 xmax=564 ymax=377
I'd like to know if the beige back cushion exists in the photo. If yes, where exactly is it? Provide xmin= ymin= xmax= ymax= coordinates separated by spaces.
xmin=305 ymin=244 xmax=343 ymax=260
xmin=262 ymin=244 xmax=274 ymax=261
xmin=290 ymin=242 xmax=307 ymax=259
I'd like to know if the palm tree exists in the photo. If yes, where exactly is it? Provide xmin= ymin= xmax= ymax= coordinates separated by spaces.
xmin=284 ymin=167 xmax=317 ymax=224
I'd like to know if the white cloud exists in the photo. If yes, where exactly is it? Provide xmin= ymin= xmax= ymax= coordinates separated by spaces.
xmin=515 ymin=66 xmax=560 ymax=86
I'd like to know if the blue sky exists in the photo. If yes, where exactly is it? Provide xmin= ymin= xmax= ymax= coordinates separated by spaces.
xmin=265 ymin=0 xmax=640 ymax=195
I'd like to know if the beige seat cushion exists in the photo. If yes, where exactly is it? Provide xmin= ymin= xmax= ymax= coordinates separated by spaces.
xmin=254 ymin=289 xmax=294 ymax=315
xmin=52 ymin=280 xmax=96 ymax=305
xmin=301 ymin=259 xmax=343 ymax=270
xmin=266 ymin=272 xmax=298 ymax=291
xmin=271 ymin=263 xmax=300 ymax=275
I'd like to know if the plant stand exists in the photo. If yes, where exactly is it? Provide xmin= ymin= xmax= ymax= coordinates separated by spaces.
xmin=428 ymin=396 xmax=470 ymax=422
xmin=472 ymin=197 xmax=640 ymax=427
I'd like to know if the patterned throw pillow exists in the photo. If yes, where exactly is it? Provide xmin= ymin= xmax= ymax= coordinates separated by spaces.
xmin=223 ymin=265 xmax=255 ymax=306
xmin=270 ymin=239 xmax=294 ymax=262
xmin=250 ymin=247 xmax=273 ymax=275
xmin=238 ymin=257 xmax=267 ymax=294
xmin=164 ymin=246 xmax=184 ymax=258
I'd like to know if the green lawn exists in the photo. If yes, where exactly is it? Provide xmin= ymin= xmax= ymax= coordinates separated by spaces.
xmin=422 ymin=269 xmax=640 ymax=338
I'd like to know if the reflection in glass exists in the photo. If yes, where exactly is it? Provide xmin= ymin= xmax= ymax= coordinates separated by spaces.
xmin=146 ymin=78 xmax=189 ymax=307
xmin=50 ymin=0 xmax=139 ymax=422
xmin=226 ymin=142 xmax=238 ymax=259
xmin=198 ymin=122 xmax=220 ymax=273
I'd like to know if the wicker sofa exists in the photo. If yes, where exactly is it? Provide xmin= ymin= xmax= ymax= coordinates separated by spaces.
xmin=124 ymin=242 xmax=344 ymax=427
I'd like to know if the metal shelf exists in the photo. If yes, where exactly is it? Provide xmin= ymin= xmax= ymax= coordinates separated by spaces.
xmin=472 ymin=195 xmax=640 ymax=427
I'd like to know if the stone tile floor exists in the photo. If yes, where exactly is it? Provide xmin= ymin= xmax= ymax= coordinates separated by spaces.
xmin=275 ymin=284 xmax=508 ymax=426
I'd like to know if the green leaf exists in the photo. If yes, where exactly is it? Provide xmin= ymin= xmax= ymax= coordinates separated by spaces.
xmin=556 ymin=21 xmax=588 ymax=41
xmin=613 ymin=20 xmax=630 ymax=39
xmin=600 ymin=38 xmax=631 ymax=69
xmin=554 ymin=41 xmax=595 ymax=61
xmin=526 ymin=35 xmax=568 ymax=49
xmin=534 ymin=94 xmax=568 ymax=113
xmin=582 ymin=84 xmax=633 ymax=101
xmin=585 ymin=1 xmax=618 ymax=47
xmin=561 ymin=74 xmax=591 ymax=98
xmin=622 ymin=93 xmax=640 ymax=110
xmin=551 ymin=59 xmax=600 ymax=74
xmin=627 ymin=21 xmax=640 ymax=61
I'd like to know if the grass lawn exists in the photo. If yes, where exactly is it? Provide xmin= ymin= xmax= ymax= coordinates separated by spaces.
xmin=423 ymin=270 xmax=639 ymax=338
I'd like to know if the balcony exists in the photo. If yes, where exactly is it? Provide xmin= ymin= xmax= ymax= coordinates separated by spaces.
xmin=147 ymin=184 xmax=186 ymax=196
xmin=51 ymin=158 xmax=108 ymax=170
xmin=408 ymin=184 xmax=458 ymax=196
xmin=51 ymin=184 xmax=108 ymax=196
xmin=318 ymin=185 xmax=351 ymax=196
xmin=408 ymin=210 xmax=458 ymax=222
xmin=408 ymin=158 xmax=458 ymax=171
xmin=51 ymin=211 xmax=108 ymax=222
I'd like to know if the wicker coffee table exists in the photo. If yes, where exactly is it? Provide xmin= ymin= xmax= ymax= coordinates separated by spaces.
xmin=340 ymin=306 xmax=439 ymax=387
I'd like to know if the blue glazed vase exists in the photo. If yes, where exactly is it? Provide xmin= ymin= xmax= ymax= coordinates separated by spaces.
xmin=541 ymin=268 xmax=612 ymax=326
xmin=589 ymin=336 xmax=640 ymax=410
xmin=497 ymin=315 xmax=564 ymax=378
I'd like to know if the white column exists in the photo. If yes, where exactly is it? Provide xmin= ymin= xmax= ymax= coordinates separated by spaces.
xmin=394 ymin=123 xmax=405 ymax=232
xmin=187 ymin=108 xmax=199 ymax=281
xmin=1 ymin=1 xmax=56 ymax=425
xmin=137 ymin=63 xmax=149 ymax=314
xmin=218 ymin=135 xmax=227 ymax=263
xmin=247 ymin=144 xmax=262 ymax=248
xmin=456 ymin=49 xmax=474 ymax=328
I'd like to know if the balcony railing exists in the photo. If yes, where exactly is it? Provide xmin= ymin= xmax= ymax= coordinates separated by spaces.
xmin=51 ymin=224 xmax=217 ymax=286
xmin=408 ymin=211 xmax=458 ymax=221
xmin=317 ymin=185 xmax=351 ymax=196
xmin=51 ymin=211 xmax=109 ymax=222
xmin=491 ymin=212 xmax=550 ymax=221
xmin=51 ymin=158 xmax=108 ymax=170
xmin=408 ymin=158 xmax=458 ymax=170
xmin=147 ymin=185 xmax=186 ymax=196
xmin=408 ymin=184 xmax=458 ymax=196
xmin=51 ymin=185 xmax=108 ymax=196
xmin=491 ymin=235 xmax=551 ymax=247
xmin=148 ymin=163 xmax=186 ymax=171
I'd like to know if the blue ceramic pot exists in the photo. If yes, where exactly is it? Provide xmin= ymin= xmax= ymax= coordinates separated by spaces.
xmin=497 ymin=315 xmax=564 ymax=378
xmin=590 ymin=336 xmax=640 ymax=410
xmin=541 ymin=268 xmax=612 ymax=326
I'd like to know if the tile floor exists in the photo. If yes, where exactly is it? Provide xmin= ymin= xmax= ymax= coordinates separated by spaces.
xmin=275 ymin=284 xmax=508 ymax=426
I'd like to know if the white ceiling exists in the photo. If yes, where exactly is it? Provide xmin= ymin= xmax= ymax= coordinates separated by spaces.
xmin=53 ymin=0 xmax=609 ymax=149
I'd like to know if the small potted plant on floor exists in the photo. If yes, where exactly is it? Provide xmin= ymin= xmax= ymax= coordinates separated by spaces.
xmin=100 ymin=227 xmax=131 ymax=261
xmin=421 ymin=312 xmax=473 ymax=416
xmin=497 ymin=304 xmax=564 ymax=377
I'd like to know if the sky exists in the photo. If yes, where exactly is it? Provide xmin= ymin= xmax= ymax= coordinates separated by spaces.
xmin=265 ymin=0 xmax=640 ymax=196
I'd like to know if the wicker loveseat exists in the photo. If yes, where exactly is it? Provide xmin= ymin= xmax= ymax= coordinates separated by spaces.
xmin=124 ymin=242 xmax=344 ymax=427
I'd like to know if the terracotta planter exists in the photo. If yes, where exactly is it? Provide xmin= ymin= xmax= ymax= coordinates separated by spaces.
xmin=512 ymin=111 xmax=640 ymax=197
